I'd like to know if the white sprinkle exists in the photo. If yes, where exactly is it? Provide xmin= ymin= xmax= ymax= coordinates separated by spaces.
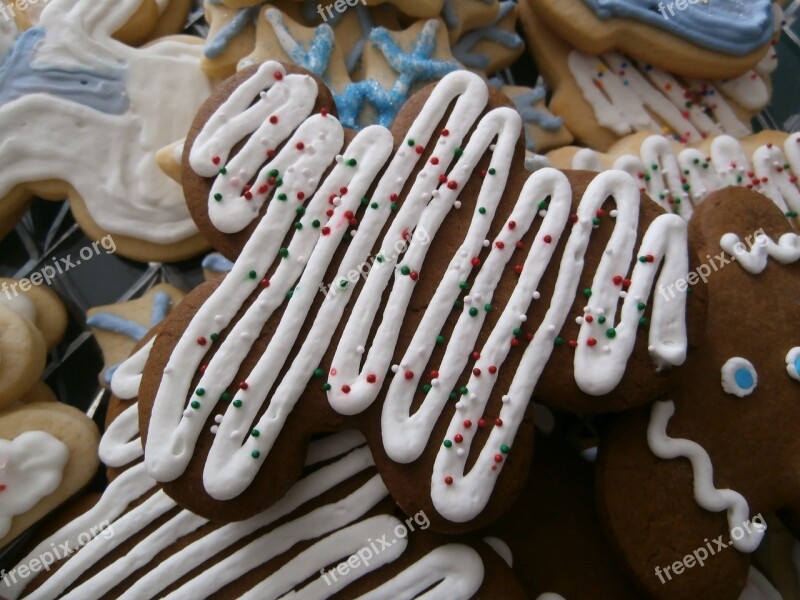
xmin=539 ymin=210 xmax=547 ymax=218
xmin=620 ymin=291 xmax=628 ymax=298
xmin=605 ymin=248 xmax=613 ymax=255
xmin=533 ymin=291 xmax=541 ymax=300
xmin=214 ymin=414 xmax=223 ymax=424
xmin=431 ymin=379 xmax=439 ymax=386
xmin=454 ymin=201 xmax=462 ymax=209
xmin=501 ymin=395 xmax=511 ymax=403
xmin=230 ymin=177 xmax=240 ymax=187
xmin=287 ymin=166 xmax=295 ymax=174
xmin=432 ymin=190 xmax=440 ymax=198
xmin=396 ymin=177 xmax=403 ymax=184
xmin=455 ymin=401 xmax=464 ymax=410
xmin=472 ymin=292 xmax=481 ymax=302
xmin=164 ymin=367 xmax=172 ymax=375
xmin=419 ymin=171 xmax=427 ymax=179
xmin=260 ymin=137 xmax=269 ymax=146
xmin=297 ymin=256 xmax=305 ymax=263
xmin=457 ymin=448 xmax=466 ymax=456
xmin=519 ymin=315 xmax=527 ymax=322
xmin=332 ymin=197 xmax=342 ymax=206
xmin=183 ymin=408 xmax=192 ymax=418
xmin=469 ymin=393 xmax=477 ymax=400
xmin=308 ymin=178 xmax=317 ymax=187
xmin=460 ymin=249 xmax=468 ymax=257
xmin=576 ymin=317 xmax=584 ymax=325
xmin=302 ymin=168 xmax=311 ymax=178
xmin=464 ymin=296 xmax=472 ymax=304
xmin=483 ymin=239 xmax=490 ymax=247
xmin=489 ymin=144 xmax=496 ymax=151
xmin=547 ymin=325 xmax=556 ymax=332
xmin=210 ymin=426 xmax=219 ymax=435
xmin=356 ymin=345 xmax=365 ymax=354
xmin=391 ymin=365 xmax=399 ymax=373
xmin=610 ymin=209 xmax=618 ymax=218
xmin=583 ymin=306 xmax=591 ymax=313
xmin=604 ymin=345 xmax=612 ymax=352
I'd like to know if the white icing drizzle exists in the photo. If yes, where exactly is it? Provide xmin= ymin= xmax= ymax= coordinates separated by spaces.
xmin=570 ymin=133 xmax=800 ymax=221
xmin=148 ymin=65 xmax=491 ymax=501
xmin=647 ymin=400 xmax=765 ymax=553
xmin=109 ymin=338 xmax=154 ymax=402
xmin=8 ymin=426 xmax=486 ymax=600
xmin=720 ymin=231 xmax=800 ymax=274
xmin=98 ymin=403 xmax=142 ymax=468
xmin=482 ymin=536 xmax=513 ymax=567
xmin=151 ymin=66 xmax=687 ymax=523
xmin=739 ymin=566 xmax=783 ymax=600
xmin=567 ymin=51 xmax=755 ymax=143
xmin=0 ymin=432 xmax=69 ymax=538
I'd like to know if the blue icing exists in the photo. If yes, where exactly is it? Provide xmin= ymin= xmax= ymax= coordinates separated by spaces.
xmin=582 ymin=0 xmax=773 ymax=56
xmin=452 ymin=1 xmax=523 ymax=70
xmin=202 ymin=252 xmax=234 ymax=273
xmin=204 ymin=5 xmax=261 ymax=59
xmin=442 ymin=0 xmax=459 ymax=30
xmin=489 ymin=77 xmax=563 ymax=152
xmin=267 ymin=14 xmax=459 ymax=130
xmin=734 ymin=367 xmax=755 ymax=390
xmin=0 ymin=28 xmax=128 ymax=115
xmin=794 ymin=356 xmax=800 ymax=377
xmin=89 ymin=290 xmax=174 ymax=384
xmin=300 ymin=1 xmax=373 ymax=74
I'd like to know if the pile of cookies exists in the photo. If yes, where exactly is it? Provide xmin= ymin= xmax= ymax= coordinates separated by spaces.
xmin=1 ymin=1 xmax=799 ymax=599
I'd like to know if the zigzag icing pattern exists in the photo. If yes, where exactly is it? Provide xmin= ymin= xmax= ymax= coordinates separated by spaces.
xmin=571 ymin=133 xmax=800 ymax=222
xmin=8 ymin=347 xmax=486 ymax=599
xmin=720 ymin=231 xmax=800 ymax=274
xmin=647 ymin=400 xmax=766 ymax=553
xmin=147 ymin=63 xmax=688 ymax=523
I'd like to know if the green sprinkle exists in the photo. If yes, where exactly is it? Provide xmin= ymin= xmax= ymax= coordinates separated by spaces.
xmin=652 ymin=163 xmax=659 ymax=170
xmin=702 ymin=163 xmax=709 ymax=169
xmin=500 ymin=444 xmax=510 ymax=454
xmin=484 ymin=303 xmax=493 ymax=312
xmin=460 ymin=386 xmax=469 ymax=395
xmin=423 ymin=384 xmax=432 ymax=393
xmin=210 ymin=333 xmax=219 ymax=342
xmin=313 ymin=368 xmax=324 ymax=378
xmin=251 ymin=429 xmax=260 ymax=438
xmin=361 ymin=197 xmax=369 ymax=206
xmin=219 ymin=167 xmax=227 ymax=175
xmin=453 ymin=300 xmax=463 ymax=309
xmin=592 ymin=217 xmax=601 ymax=226
xmin=339 ymin=279 xmax=348 ymax=288
xmin=639 ymin=256 xmax=647 ymax=263
xmin=371 ymin=202 xmax=379 ymax=209
xmin=213 ymin=193 xmax=222 ymax=202
xmin=195 ymin=388 xmax=205 ymax=397
xmin=488 ymin=168 xmax=496 ymax=175
xmin=323 ymin=383 xmax=332 ymax=391
xmin=538 ymin=199 xmax=549 ymax=210
xmin=639 ymin=317 xmax=648 ymax=327
xmin=390 ymin=202 xmax=399 ymax=212
xmin=582 ymin=288 xmax=592 ymax=298
xmin=478 ymin=207 xmax=487 ymax=215
xmin=190 ymin=400 xmax=201 ymax=409
xmin=454 ymin=147 xmax=463 ymax=156
xmin=469 ymin=307 xmax=479 ymax=317
xmin=637 ymin=302 xmax=646 ymax=311
xmin=286 ymin=289 xmax=294 ymax=299
xmin=787 ymin=211 xmax=798 ymax=218
xmin=279 ymin=248 xmax=289 ymax=258
xmin=407 ymin=138 xmax=415 ymax=146
xmin=400 ymin=266 xmax=411 ymax=275
xmin=444 ymin=439 xmax=453 ymax=448
xmin=449 ymin=391 xmax=457 ymax=400
xmin=251 ymin=450 xmax=261 ymax=459
xmin=274 ymin=178 xmax=283 ymax=187
xmin=606 ymin=328 xmax=617 ymax=339
xmin=459 ymin=281 xmax=470 ymax=290
xmin=436 ymin=335 xmax=446 ymax=344
xmin=512 ymin=328 xmax=522 ymax=336
xmin=598 ymin=315 xmax=606 ymax=324
xmin=296 ymin=207 xmax=306 ymax=215
xmin=232 ymin=399 xmax=243 ymax=408
xmin=312 ymin=219 xmax=321 ymax=228
xmin=294 ymin=222 xmax=303 ymax=230
xmin=268 ymin=169 xmax=279 ymax=177
xmin=346 ymin=158 xmax=357 ymax=167
xmin=554 ymin=337 xmax=564 ymax=346
xmin=277 ymin=193 xmax=287 ymax=201
xmin=248 ymin=270 xmax=257 ymax=279
xmin=376 ymin=255 xmax=385 ymax=263
xmin=221 ymin=392 xmax=231 ymax=402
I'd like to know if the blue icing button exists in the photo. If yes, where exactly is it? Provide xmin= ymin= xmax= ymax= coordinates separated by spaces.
xmin=582 ymin=0 xmax=774 ymax=55
xmin=0 ymin=28 xmax=129 ymax=115
xmin=202 ymin=252 xmax=234 ymax=273
xmin=204 ymin=6 xmax=261 ymax=59
xmin=734 ymin=367 xmax=754 ymax=390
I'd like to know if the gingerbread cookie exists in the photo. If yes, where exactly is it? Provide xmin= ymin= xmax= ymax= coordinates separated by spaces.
xmin=0 ymin=402 xmax=99 ymax=549
xmin=0 ymin=0 xmax=214 ymax=262
xmin=523 ymin=0 xmax=775 ymax=79
xmin=4 ymin=344 xmax=527 ymax=600
xmin=138 ymin=64 xmax=690 ymax=532
xmin=548 ymin=131 xmax=800 ymax=223
xmin=519 ymin=5 xmax=771 ymax=151
xmin=596 ymin=188 xmax=800 ymax=598
xmin=86 ymin=284 xmax=184 ymax=388
xmin=0 ymin=304 xmax=47 ymax=410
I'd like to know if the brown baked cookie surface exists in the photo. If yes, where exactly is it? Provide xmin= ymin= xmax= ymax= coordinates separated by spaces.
xmin=139 ymin=61 xmax=691 ymax=531
xmin=596 ymin=188 xmax=800 ymax=599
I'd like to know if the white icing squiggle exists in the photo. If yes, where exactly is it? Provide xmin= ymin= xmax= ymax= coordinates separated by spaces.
xmin=647 ymin=400 xmax=765 ymax=553
xmin=720 ymin=231 xmax=800 ymax=274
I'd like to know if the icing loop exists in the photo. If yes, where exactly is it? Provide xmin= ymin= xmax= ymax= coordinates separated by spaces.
xmin=720 ymin=231 xmax=800 ymax=274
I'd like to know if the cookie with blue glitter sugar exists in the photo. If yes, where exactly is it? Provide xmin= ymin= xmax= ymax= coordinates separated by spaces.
xmin=522 ymin=0 xmax=775 ymax=79
xmin=87 ymin=284 xmax=184 ymax=389
xmin=0 ymin=0 xmax=215 ymax=262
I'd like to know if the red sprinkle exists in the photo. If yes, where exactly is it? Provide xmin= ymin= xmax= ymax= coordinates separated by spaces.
xmin=471 ymin=257 xmax=481 ymax=267
xmin=274 ymin=71 xmax=283 ymax=80
xmin=321 ymin=227 xmax=331 ymax=236
xmin=409 ymin=271 xmax=419 ymax=281
xmin=297 ymin=191 xmax=305 ymax=200
xmin=340 ymin=187 xmax=348 ymax=195
xmin=441 ymin=129 xmax=449 ymax=137
xmin=473 ymin=368 xmax=481 ymax=377
xmin=463 ymin=420 xmax=472 ymax=428
xmin=444 ymin=476 xmax=454 ymax=485
xmin=296 ymin=142 xmax=305 ymax=151
xmin=543 ymin=235 xmax=552 ymax=244
xmin=366 ymin=374 xmax=377 ymax=383
xmin=508 ymin=221 xmax=516 ymax=230
xmin=261 ymin=279 xmax=270 ymax=288
xmin=342 ymin=385 xmax=351 ymax=394
xmin=430 ymin=157 xmax=439 ymax=165
xmin=488 ymin=365 xmax=497 ymax=374
xmin=478 ymin=418 xmax=487 ymax=428
xmin=321 ymin=107 xmax=328 ymax=117
xmin=495 ymin=241 xmax=505 ymax=249
xmin=415 ymin=145 xmax=424 ymax=154
xmin=199 ymin=365 xmax=207 ymax=374
xmin=514 ymin=265 xmax=523 ymax=275
xmin=239 ymin=382 xmax=249 ymax=390
xmin=439 ymin=175 xmax=448 ymax=184
xmin=431 ymin=370 xmax=440 ymax=379
xmin=472 ymin=352 xmax=481 ymax=360
xmin=495 ymin=418 xmax=503 ymax=427
xmin=212 ymin=156 xmax=220 ymax=165
xmin=404 ymin=371 xmax=414 ymax=380
xmin=269 ymin=115 xmax=278 ymax=124
xmin=454 ymin=434 xmax=464 ymax=443
xmin=197 ymin=337 xmax=207 ymax=346
xmin=587 ymin=338 xmax=598 ymax=347
xmin=447 ymin=180 xmax=458 ymax=190
xmin=613 ymin=275 xmax=623 ymax=285
xmin=494 ymin=454 xmax=503 ymax=463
